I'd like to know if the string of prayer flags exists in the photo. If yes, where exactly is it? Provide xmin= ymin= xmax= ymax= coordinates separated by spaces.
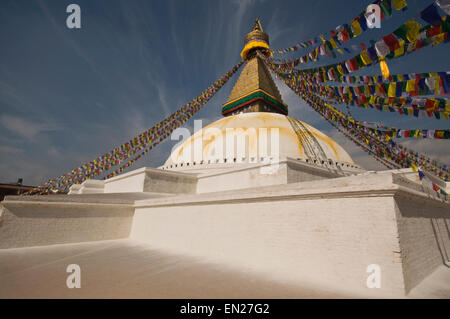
xmin=417 ymin=167 xmax=448 ymax=199
xmin=27 ymin=60 xmax=245 ymax=195
xmin=272 ymin=0 xmax=409 ymax=54
xmin=258 ymin=50 xmax=449 ymax=181
xmin=326 ymin=71 xmax=450 ymax=86
xmin=283 ymin=70 xmax=450 ymax=119
xmin=272 ymin=1 xmax=439 ymax=68
xmin=270 ymin=12 xmax=449 ymax=77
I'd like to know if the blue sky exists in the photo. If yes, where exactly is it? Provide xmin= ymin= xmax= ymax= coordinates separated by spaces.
xmin=0 ymin=0 xmax=449 ymax=185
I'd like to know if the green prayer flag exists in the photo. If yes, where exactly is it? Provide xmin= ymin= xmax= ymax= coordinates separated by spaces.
xmin=393 ymin=24 xmax=408 ymax=42
xmin=380 ymin=0 xmax=392 ymax=17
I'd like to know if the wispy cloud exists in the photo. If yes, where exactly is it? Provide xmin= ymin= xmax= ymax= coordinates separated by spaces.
xmin=35 ymin=0 xmax=104 ymax=80
xmin=275 ymin=78 xmax=322 ymax=125
xmin=0 ymin=145 xmax=24 ymax=154
xmin=324 ymin=129 xmax=386 ymax=171
xmin=0 ymin=114 xmax=61 ymax=142
xmin=0 ymin=81 xmax=29 ymax=111
xmin=266 ymin=8 xmax=295 ymax=45
xmin=154 ymin=83 xmax=171 ymax=118
xmin=400 ymin=139 xmax=450 ymax=164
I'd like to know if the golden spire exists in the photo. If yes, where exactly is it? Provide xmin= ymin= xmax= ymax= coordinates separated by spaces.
xmin=222 ymin=19 xmax=287 ymax=116
xmin=240 ymin=18 xmax=270 ymax=60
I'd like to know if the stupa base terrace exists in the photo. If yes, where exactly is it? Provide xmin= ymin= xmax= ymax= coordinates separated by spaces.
xmin=1 ymin=163 xmax=449 ymax=298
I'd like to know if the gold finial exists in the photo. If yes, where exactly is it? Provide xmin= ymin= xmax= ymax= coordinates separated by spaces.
xmin=240 ymin=19 xmax=270 ymax=60
xmin=252 ymin=18 xmax=263 ymax=32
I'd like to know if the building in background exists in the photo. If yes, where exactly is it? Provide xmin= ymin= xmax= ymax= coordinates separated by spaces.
xmin=0 ymin=179 xmax=35 ymax=201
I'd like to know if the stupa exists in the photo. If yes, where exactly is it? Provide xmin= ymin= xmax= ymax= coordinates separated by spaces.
xmin=0 ymin=20 xmax=449 ymax=299
xmin=162 ymin=19 xmax=361 ymax=177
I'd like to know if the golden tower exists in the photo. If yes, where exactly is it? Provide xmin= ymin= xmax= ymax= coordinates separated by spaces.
xmin=221 ymin=19 xmax=288 ymax=116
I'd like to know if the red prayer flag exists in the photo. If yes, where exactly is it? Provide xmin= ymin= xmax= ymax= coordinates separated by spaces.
xmin=415 ymin=39 xmax=423 ymax=50
xmin=382 ymin=34 xmax=400 ymax=51
xmin=428 ymin=26 xmax=442 ymax=37
xmin=341 ymin=29 xmax=350 ymax=42
xmin=425 ymin=99 xmax=435 ymax=111
xmin=349 ymin=58 xmax=358 ymax=71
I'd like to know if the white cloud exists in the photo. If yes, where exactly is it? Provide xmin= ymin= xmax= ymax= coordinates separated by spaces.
xmin=35 ymin=0 xmax=105 ymax=80
xmin=399 ymin=139 xmax=450 ymax=165
xmin=0 ymin=159 xmax=53 ymax=186
xmin=154 ymin=83 xmax=172 ymax=118
xmin=323 ymin=129 xmax=386 ymax=171
xmin=275 ymin=78 xmax=324 ymax=125
xmin=0 ymin=114 xmax=61 ymax=141
xmin=0 ymin=145 xmax=24 ymax=154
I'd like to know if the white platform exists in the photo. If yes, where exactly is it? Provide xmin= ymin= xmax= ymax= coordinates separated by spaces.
xmin=1 ymin=239 xmax=449 ymax=299
xmin=0 ymin=160 xmax=449 ymax=298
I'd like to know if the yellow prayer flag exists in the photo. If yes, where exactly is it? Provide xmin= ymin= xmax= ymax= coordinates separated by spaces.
xmin=388 ymin=83 xmax=397 ymax=97
xmin=330 ymin=38 xmax=338 ymax=49
xmin=394 ymin=40 xmax=405 ymax=57
xmin=405 ymin=19 xmax=421 ymax=42
xmin=393 ymin=0 xmax=408 ymax=10
xmin=434 ymin=99 xmax=440 ymax=110
xmin=411 ymin=163 xmax=418 ymax=172
xmin=351 ymin=19 xmax=362 ymax=37
xmin=360 ymin=51 xmax=372 ymax=65
xmin=348 ymin=90 xmax=353 ymax=100
xmin=375 ymin=84 xmax=381 ymax=95
xmin=337 ymin=49 xmax=344 ymax=55
xmin=406 ymin=79 xmax=416 ymax=92
xmin=380 ymin=60 xmax=390 ymax=79
xmin=433 ymin=33 xmax=445 ymax=46
xmin=434 ymin=76 xmax=440 ymax=94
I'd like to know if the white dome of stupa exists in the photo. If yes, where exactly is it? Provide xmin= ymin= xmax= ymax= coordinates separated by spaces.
xmin=162 ymin=112 xmax=357 ymax=171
